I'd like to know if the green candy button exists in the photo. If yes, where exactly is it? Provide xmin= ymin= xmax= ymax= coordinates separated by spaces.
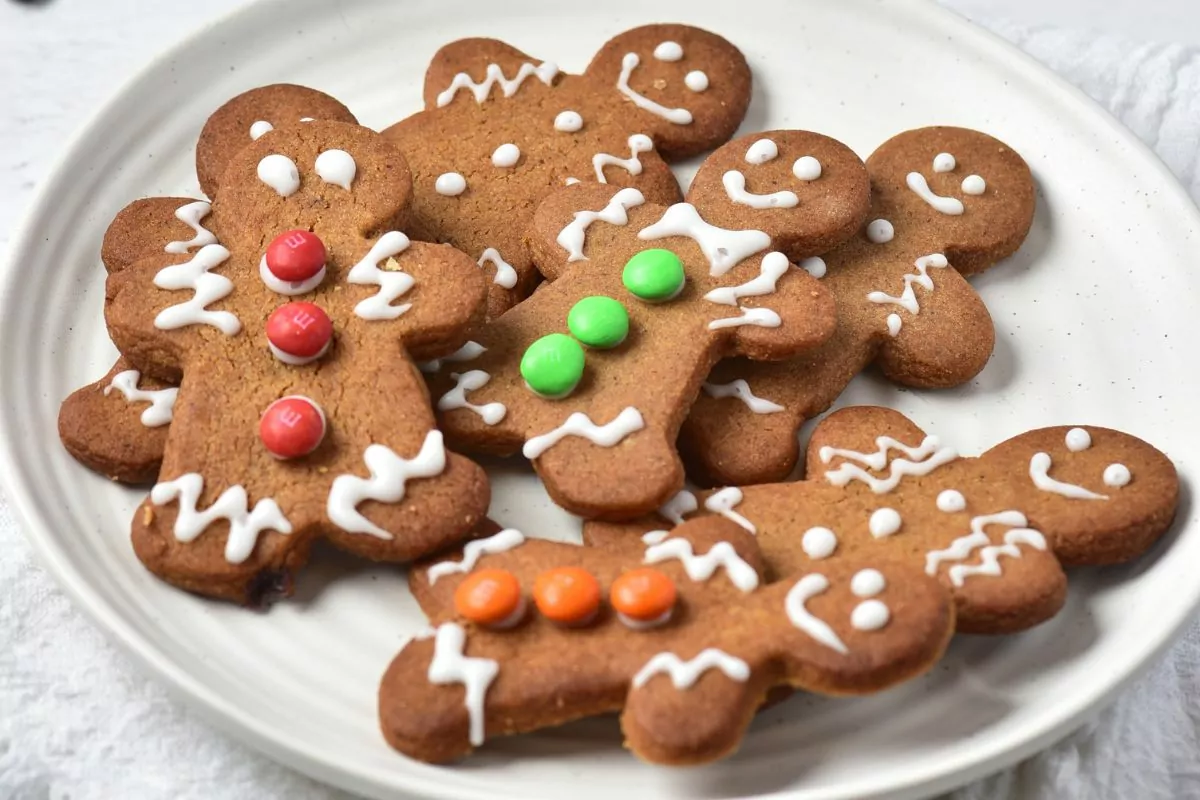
xmin=622 ymin=248 xmax=686 ymax=302
xmin=521 ymin=333 xmax=585 ymax=399
xmin=568 ymin=296 xmax=629 ymax=349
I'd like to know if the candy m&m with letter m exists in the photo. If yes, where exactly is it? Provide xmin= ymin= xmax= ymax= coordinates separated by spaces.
xmin=260 ymin=229 xmax=327 ymax=295
xmin=266 ymin=302 xmax=332 ymax=365
xmin=259 ymin=395 xmax=327 ymax=459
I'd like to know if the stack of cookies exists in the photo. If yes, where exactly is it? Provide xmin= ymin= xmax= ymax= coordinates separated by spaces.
xmin=56 ymin=23 xmax=1179 ymax=767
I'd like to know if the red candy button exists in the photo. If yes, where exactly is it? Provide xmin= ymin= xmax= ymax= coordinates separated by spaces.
xmin=265 ymin=230 xmax=326 ymax=282
xmin=266 ymin=302 xmax=332 ymax=364
xmin=260 ymin=396 xmax=326 ymax=459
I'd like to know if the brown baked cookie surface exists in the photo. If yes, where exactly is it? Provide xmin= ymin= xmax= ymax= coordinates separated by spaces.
xmin=380 ymin=516 xmax=953 ymax=765
xmin=682 ymin=127 xmax=1036 ymax=486
xmin=421 ymin=132 xmax=870 ymax=520
xmin=586 ymin=406 xmax=1178 ymax=634
xmin=383 ymin=24 xmax=754 ymax=317
xmin=99 ymin=119 xmax=492 ymax=604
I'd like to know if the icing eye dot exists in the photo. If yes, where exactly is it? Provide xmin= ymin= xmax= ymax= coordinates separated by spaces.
xmin=249 ymin=120 xmax=274 ymax=140
xmin=932 ymin=152 xmax=956 ymax=172
xmin=259 ymin=395 xmax=326 ymax=459
xmin=801 ymin=256 xmax=827 ymax=278
xmin=567 ymin=296 xmax=630 ymax=349
xmin=492 ymin=142 xmax=520 ymax=168
xmin=314 ymin=149 xmax=356 ymax=190
xmin=554 ymin=110 xmax=583 ymax=132
xmin=792 ymin=156 xmax=822 ymax=181
xmin=1065 ymin=428 xmax=1092 ymax=452
xmin=623 ymin=249 xmax=686 ymax=302
xmin=257 ymin=154 xmax=300 ymax=197
xmin=653 ymin=41 xmax=683 ymax=61
xmin=801 ymin=526 xmax=837 ymax=559
xmin=611 ymin=567 xmax=676 ymax=629
xmin=851 ymin=599 xmax=890 ymax=631
xmin=745 ymin=139 xmax=778 ymax=164
xmin=520 ymin=333 xmax=585 ymax=399
xmin=961 ymin=174 xmax=986 ymax=195
xmin=850 ymin=568 xmax=886 ymax=597
xmin=1103 ymin=463 xmax=1131 ymax=488
xmin=266 ymin=302 xmax=333 ymax=365
xmin=936 ymin=489 xmax=966 ymax=513
xmin=868 ymin=507 xmax=902 ymax=538
xmin=866 ymin=218 xmax=894 ymax=243
xmin=435 ymin=172 xmax=466 ymax=196
xmin=533 ymin=567 xmax=602 ymax=626
xmin=454 ymin=568 xmax=526 ymax=629
xmin=684 ymin=70 xmax=709 ymax=92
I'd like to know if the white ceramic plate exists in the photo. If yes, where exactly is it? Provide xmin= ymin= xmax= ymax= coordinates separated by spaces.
xmin=2 ymin=1 xmax=1199 ymax=798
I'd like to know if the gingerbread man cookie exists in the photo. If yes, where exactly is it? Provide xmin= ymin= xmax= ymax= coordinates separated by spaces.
xmin=587 ymin=406 xmax=1177 ymax=633
xmin=99 ymin=119 xmax=493 ymax=604
xmin=383 ymin=23 xmax=753 ymax=317
xmin=379 ymin=516 xmax=953 ymax=764
xmin=421 ymin=131 xmax=871 ymax=519
xmin=680 ymin=127 xmax=1036 ymax=486
xmin=59 ymin=85 xmax=357 ymax=485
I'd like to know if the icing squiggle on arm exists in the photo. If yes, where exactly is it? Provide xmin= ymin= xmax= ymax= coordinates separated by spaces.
xmin=418 ymin=341 xmax=486 ymax=374
xmin=708 ymin=307 xmax=780 ymax=331
xmin=704 ymin=487 xmax=756 ymax=534
xmin=616 ymin=53 xmax=693 ymax=124
xmin=150 ymin=473 xmax=292 ymax=564
xmin=437 ymin=371 xmax=507 ymax=425
xmin=164 ymin=201 xmax=217 ymax=254
xmin=704 ymin=252 xmax=790 ymax=306
xmin=522 ymin=407 xmax=644 ymax=460
xmin=477 ymin=248 xmax=518 ymax=289
xmin=437 ymin=62 xmax=559 ymax=106
xmin=427 ymin=623 xmax=499 ymax=747
xmin=820 ymin=435 xmax=958 ymax=493
xmin=427 ymin=529 xmax=526 ymax=584
xmin=593 ymin=134 xmax=654 ymax=183
xmin=659 ymin=490 xmax=698 ymax=525
xmin=924 ymin=511 xmax=1047 ymax=586
xmin=327 ymin=430 xmax=447 ymax=539
xmin=702 ymin=379 xmax=784 ymax=414
xmin=632 ymin=649 xmax=750 ymax=689
xmin=643 ymin=538 xmax=759 ymax=592
xmin=104 ymin=370 xmax=178 ymax=427
xmin=347 ymin=232 xmax=415 ymax=321
xmin=153 ymin=244 xmax=241 ymax=335
xmin=557 ymin=188 xmax=646 ymax=262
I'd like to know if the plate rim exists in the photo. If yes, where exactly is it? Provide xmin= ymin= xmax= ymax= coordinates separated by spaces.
xmin=1 ymin=1 xmax=1198 ymax=799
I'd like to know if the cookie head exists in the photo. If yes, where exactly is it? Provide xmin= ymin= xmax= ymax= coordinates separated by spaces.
xmin=585 ymin=24 xmax=752 ymax=159
xmin=868 ymin=127 xmax=1035 ymax=273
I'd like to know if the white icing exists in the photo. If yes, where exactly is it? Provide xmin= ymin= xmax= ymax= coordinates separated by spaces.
xmin=619 ymin=608 xmax=673 ymax=630
xmin=784 ymin=574 xmax=848 ymax=654
xmin=435 ymin=172 xmax=467 ymax=196
xmin=1065 ymin=428 xmax=1092 ymax=452
xmin=866 ymin=254 xmax=950 ymax=336
xmin=326 ymin=430 xmax=447 ymax=539
xmin=436 ymin=61 xmax=558 ymax=106
xmin=792 ymin=156 xmax=822 ymax=181
xmin=906 ymin=172 xmax=965 ymax=215
xmin=702 ymin=379 xmax=784 ymax=414
xmin=347 ymin=231 xmax=415 ymax=321
xmin=491 ymin=143 xmax=520 ymax=168
xmin=924 ymin=511 xmax=1048 ymax=587
xmin=820 ymin=435 xmax=959 ymax=494
xmin=868 ymin=507 xmax=902 ymax=538
xmin=150 ymin=473 xmax=292 ymax=564
xmin=153 ymin=244 xmax=241 ymax=335
xmin=249 ymin=120 xmax=274 ymax=140
xmin=801 ymin=527 xmax=837 ymax=560
xmin=257 ymin=154 xmax=301 ymax=197
xmin=314 ymin=149 xmax=356 ymax=190
xmin=801 ymin=256 xmax=827 ymax=278
xmin=565 ymin=177 xmax=581 ymax=186
xmin=704 ymin=251 xmax=790 ymax=306
xmin=932 ymin=153 xmax=956 ymax=173
xmin=477 ymin=248 xmax=518 ymax=289
xmin=268 ymin=339 xmax=329 ymax=366
xmin=427 ymin=623 xmax=498 ymax=747
xmin=554 ymin=110 xmax=583 ymax=132
xmin=418 ymin=341 xmax=486 ymax=374
xmin=644 ymin=538 xmax=758 ymax=592
xmin=684 ymin=71 xmax=709 ymax=92
xmin=659 ymin=490 xmax=698 ymax=525
xmin=722 ymin=170 xmax=799 ymax=209
xmin=258 ymin=255 xmax=326 ymax=296
xmin=851 ymin=600 xmax=890 ymax=631
xmin=1103 ymin=463 xmax=1132 ymax=487
xmin=652 ymin=41 xmax=683 ymax=61
xmin=638 ymin=202 xmax=770 ymax=276
xmin=1029 ymin=452 xmax=1108 ymax=500
xmin=642 ymin=530 xmax=670 ymax=545
xmin=704 ymin=487 xmax=756 ymax=534
xmin=961 ymin=175 xmax=986 ymax=195
xmin=427 ymin=528 xmax=526 ymax=584
xmin=299 ymin=117 xmax=314 ymax=123
xmin=616 ymin=53 xmax=693 ymax=125
xmin=522 ymin=407 xmax=644 ymax=460
xmin=437 ymin=370 xmax=507 ymax=425
xmin=557 ymin=187 xmax=645 ymax=261
xmin=164 ymin=201 xmax=217 ymax=254
xmin=745 ymin=139 xmax=778 ymax=165
xmin=632 ymin=649 xmax=750 ymax=689
xmin=866 ymin=219 xmax=894 ymax=243
xmin=937 ymin=489 xmax=966 ymax=513
xmin=885 ymin=313 xmax=902 ymax=337
xmin=103 ymin=370 xmax=178 ymax=427
xmin=593 ymin=133 xmax=654 ymax=183
xmin=708 ymin=307 xmax=781 ymax=331
xmin=851 ymin=569 xmax=885 ymax=597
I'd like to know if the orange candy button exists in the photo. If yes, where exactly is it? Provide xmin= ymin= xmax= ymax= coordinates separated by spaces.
xmin=454 ymin=568 xmax=525 ymax=628
xmin=533 ymin=567 xmax=602 ymax=625
xmin=610 ymin=568 xmax=676 ymax=626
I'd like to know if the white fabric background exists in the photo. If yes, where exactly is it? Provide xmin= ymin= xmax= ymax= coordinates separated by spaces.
xmin=3 ymin=2 xmax=1200 ymax=798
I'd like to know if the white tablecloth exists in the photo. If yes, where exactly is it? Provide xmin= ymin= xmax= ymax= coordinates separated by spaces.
xmin=2 ymin=3 xmax=1200 ymax=798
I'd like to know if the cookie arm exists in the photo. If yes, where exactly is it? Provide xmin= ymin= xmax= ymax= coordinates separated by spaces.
xmin=102 ymin=196 xmax=217 ymax=273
